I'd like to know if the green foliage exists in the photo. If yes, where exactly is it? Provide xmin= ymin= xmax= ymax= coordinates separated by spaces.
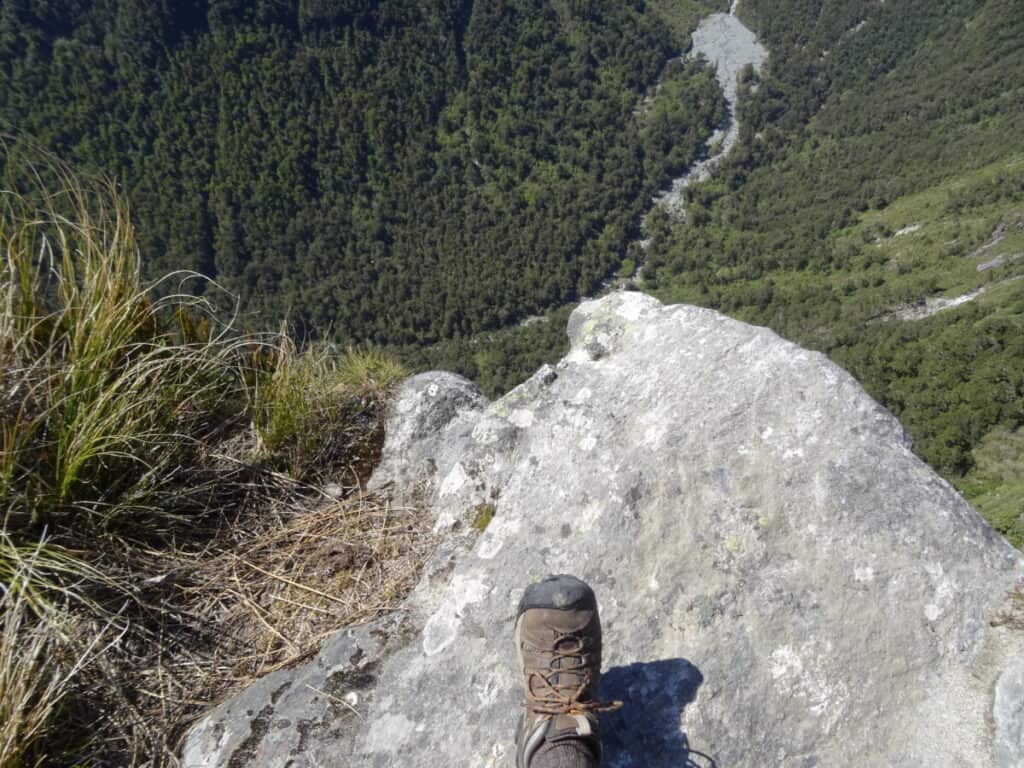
xmin=252 ymin=341 xmax=405 ymax=480
xmin=393 ymin=304 xmax=576 ymax=399
xmin=640 ymin=58 xmax=726 ymax=184
xmin=0 ymin=145 xmax=247 ymax=538
xmin=472 ymin=503 xmax=495 ymax=531
xmin=834 ymin=285 xmax=1024 ymax=478
xmin=958 ymin=426 xmax=1024 ymax=548
xmin=0 ymin=0 xmax=721 ymax=346
xmin=643 ymin=0 xmax=1024 ymax=544
xmin=617 ymin=258 xmax=637 ymax=280
xmin=647 ymin=0 xmax=729 ymax=49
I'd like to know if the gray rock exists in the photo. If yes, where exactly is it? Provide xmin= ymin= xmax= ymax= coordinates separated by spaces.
xmin=367 ymin=370 xmax=487 ymax=504
xmin=182 ymin=617 xmax=399 ymax=768
xmin=185 ymin=292 xmax=1024 ymax=767
xmin=995 ymin=656 xmax=1024 ymax=767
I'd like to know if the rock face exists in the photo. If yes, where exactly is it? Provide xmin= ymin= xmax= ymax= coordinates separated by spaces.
xmin=184 ymin=292 xmax=1024 ymax=768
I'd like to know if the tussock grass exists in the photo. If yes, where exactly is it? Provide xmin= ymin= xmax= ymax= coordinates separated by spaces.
xmin=0 ymin=143 xmax=419 ymax=766
xmin=0 ymin=544 xmax=112 ymax=768
xmin=0 ymin=587 xmax=69 ymax=768
xmin=1 ymin=144 xmax=250 ymax=539
xmin=253 ymin=338 xmax=405 ymax=481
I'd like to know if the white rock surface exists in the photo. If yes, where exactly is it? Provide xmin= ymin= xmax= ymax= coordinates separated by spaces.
xmin=184 ymin=293 xmax=1024 ymax=767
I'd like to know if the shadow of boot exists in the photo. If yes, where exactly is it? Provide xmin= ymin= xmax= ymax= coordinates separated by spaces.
xmin=599 ymin=658 xmax=716 ymax=768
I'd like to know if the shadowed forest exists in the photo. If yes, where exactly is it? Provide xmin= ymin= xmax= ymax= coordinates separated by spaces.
xmin=1 ymin=0 xmax=723 ymax=342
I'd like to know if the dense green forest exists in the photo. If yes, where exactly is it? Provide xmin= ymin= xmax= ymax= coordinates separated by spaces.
xmin=2 ymin=0 xmax=1021 ymax=543
xmin=0 ymin=0 xmax=723 ymax=343
xmin=641 ymin=0 xmax=1024 ymax=543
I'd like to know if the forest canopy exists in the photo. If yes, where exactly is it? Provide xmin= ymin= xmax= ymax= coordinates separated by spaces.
xmin=0 ymin=0 xmax=723 ymax=344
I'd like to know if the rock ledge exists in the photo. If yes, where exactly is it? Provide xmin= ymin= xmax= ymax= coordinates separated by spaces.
xmin=185 ymin=293 xmax=1023 ymax=768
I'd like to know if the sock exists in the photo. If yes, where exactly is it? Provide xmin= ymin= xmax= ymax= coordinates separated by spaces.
xmin=529 ymin=740 xmax=598 ymax=768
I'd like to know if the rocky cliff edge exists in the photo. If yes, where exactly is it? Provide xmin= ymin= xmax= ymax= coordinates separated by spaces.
xmin=184 ymin=292 xmax=1024 ymax=767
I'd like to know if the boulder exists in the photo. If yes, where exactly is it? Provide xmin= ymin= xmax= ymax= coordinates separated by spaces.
xmin=184 ymin=292 xmax=1024 ymax=767
xmin=367 ymin=370 xmax=488 ymax=504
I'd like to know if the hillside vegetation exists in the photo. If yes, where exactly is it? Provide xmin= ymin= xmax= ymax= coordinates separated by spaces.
xmin=396 ymin=0 xmax=1024 ymax=546
xmin=1 ymin=0 xmax=723 ymax=344
xmin=5 ymin=0 xmax=1018 ymax=543
xmin=643 ymin=0 xmax=1024 ymax=544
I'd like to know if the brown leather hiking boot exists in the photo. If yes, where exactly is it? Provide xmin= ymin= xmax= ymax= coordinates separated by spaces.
xmin=514 ymin=575 xmax=620 ymax=768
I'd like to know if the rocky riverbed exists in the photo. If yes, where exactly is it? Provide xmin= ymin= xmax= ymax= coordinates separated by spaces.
xmin=654 ymin=3 xmax=768 ymax=218
xmin=602 ymin=3 xmax=768 ymax=292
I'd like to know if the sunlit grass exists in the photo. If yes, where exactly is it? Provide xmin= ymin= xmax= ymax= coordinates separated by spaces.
xmin=0 ymin=142 xmax=411 ymax=765
xmin=1 ymin=146 xmax=251 ymax=537
xmin=252 ymin=338 xmax=405 ymax=480
xmin=960 ymin=425 xmax=1024 ymax=548
xmin=0 ymin=541 xmax=110 ymax=768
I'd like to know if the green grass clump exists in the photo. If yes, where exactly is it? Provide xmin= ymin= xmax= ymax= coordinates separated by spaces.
xmin=0 ymin=144 xmax=408 ymax=765
xmin=253 ymin=340 xmax=405 ymax=480
xmin=1 ymin=149 xmax=249 ymax=538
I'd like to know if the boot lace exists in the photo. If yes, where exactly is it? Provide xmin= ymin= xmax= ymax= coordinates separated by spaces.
xmin=525 ymin=630 xmax=622 ymax=716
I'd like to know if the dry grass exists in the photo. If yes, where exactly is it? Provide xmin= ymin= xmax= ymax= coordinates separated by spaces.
xmin=190 ymin=494 xmax=430 ymax=674
xmin=0 ymin=141 xmax=426 ymax=765
xmin=0 ymin=595 xmax=67 ymax=768
xmin=991 ymin=583 xmax=1024 ymax=631
xmin=0 ymin=543 xmax=115 ymax=768
xmin=62 ymin=487 xmax=434 ymax=765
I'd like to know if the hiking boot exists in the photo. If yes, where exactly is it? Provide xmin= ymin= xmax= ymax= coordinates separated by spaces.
xmin=514 ymin=574 xmax=620 ymax=768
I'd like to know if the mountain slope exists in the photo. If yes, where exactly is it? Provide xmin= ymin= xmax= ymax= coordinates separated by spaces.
xmin=642 ymin=0 xmax=1024 ymax=543
xmin=0 ymin=0 xmax=723 ymax=343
